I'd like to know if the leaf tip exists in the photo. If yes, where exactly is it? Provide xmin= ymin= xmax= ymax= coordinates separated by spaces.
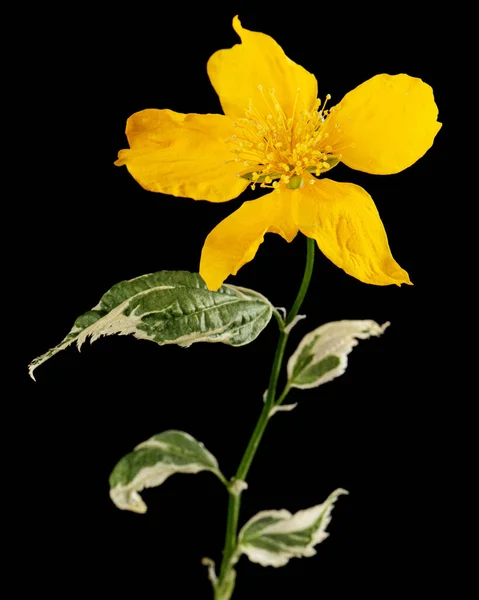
xmin=28 ymin=364 xmax=37 ymax=382
xmin=380 ymin=321 xmax=391 ymax=333
xmin=109 ymin=487 xmax=148 ymax=514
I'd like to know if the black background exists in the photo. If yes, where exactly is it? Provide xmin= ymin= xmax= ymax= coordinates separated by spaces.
xmin=24 ymin=3 xmax=449 ymax=598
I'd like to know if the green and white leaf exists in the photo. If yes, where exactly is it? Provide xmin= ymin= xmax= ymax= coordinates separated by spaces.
xmin=109 ymin=430 xmax=225 ymax=514
xmin=29 ymin=271 xmax=273 ymax=379
xmin=238 ymin=488 xmax=348 ymax=567
xmin=287 ymin=319 xmax=389 ymax=389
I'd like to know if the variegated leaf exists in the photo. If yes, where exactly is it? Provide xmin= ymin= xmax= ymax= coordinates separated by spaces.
xmin=109 ymin=430 xmax=224 ymax=514
xmin=238 ymin=489 xmax=348 ymax=567
xmin=287 ymin=320 xmax=389 ymax=389
xmin=29 ymin=271 xmax=273 ymax=379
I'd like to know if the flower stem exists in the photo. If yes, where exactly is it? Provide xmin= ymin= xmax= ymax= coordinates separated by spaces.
xmin=216 ymin=237 xmax=316 ymax=598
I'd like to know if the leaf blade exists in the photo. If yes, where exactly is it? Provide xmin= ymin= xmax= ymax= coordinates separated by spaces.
xmin=238 ymin=489 xmax=348 ymax=567
xmin=287 ymin=320 xmax=389 ymax=389
xmin=109 ymin=430 xmax=223 ymax=514
xmin=29 ymin=271 xmax=273 ymax=379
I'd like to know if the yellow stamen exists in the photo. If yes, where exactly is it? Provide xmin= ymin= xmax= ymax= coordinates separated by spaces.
xmin=231 ymin=87 xmax=340 ymax=190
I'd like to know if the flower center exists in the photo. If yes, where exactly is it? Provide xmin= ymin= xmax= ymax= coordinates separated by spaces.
xmin=228 ymin=85 xmax=340 ymax=191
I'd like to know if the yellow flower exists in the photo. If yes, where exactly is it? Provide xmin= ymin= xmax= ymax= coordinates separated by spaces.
xmin=116 ymin=16 xmax=441 ymax=291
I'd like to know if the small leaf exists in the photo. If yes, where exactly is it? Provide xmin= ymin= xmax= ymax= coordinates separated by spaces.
xmin=29 ymin=271 xmax=273 ymax=379
xmin=268 ymin=403 xmax=298 ymax=418
xmin=109 ymin=430 xmax=224 ymax=514
xmin=287 ymin=320 xmax=389 ymax=389
xmin=238 ymin=489 xmax=348 ymax=567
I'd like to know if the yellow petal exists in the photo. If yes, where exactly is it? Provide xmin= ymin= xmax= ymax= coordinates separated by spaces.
xmin=200 ymin=189 xmax=298 ymax=290
xmin=115 ymin=109 xmax=248 ymax=202
xmin=207 ymin=16 xmax=317 ymax=122
xmin=324 ymin=74 xmax=441 ymax=174
xmin=292 ymin=178 xmax=411 ymax=285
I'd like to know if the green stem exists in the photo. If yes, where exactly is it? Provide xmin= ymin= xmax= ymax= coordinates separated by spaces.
xmin=287 ymin=241 xmax=315 ymax=328
xmin=216 ymin=237 xmax=316 ymax=597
